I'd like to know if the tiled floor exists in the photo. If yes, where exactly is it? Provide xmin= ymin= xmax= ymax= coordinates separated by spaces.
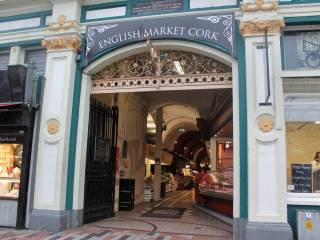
xmin=0 ymin=190 xmax=233 ymax=240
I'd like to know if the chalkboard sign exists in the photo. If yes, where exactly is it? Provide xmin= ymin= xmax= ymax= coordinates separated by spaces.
xmin=131 ymin=0 xmax=184 ymax=16
xmin=94 ymin=137 xmax=111 ymax=162
xmin=291 ymin=164 xmax=312 ymax=193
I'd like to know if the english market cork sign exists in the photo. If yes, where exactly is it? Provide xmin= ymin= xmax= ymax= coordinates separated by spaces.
xmin=86 ymin=13 xmax=235 ymax=63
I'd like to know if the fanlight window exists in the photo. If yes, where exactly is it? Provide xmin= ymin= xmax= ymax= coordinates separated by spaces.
xmin=92 ymin=50 xmax=232 ymax=80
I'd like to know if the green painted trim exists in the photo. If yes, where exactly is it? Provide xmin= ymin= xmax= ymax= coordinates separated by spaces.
xmin=65 ymin=54 xmax=83 ymax=210
xmin=187 ymin=5 xmax=239 ymax=12
xmin=280 ymin=0 xmax=320 ymax=4
xmin=284 ymin=15 xmax=320 ymax=25
xmin=81 ymin=1 xmax=127 ymax=23
xmin=0 ymin=39 xmax=42 ymax=51
xmin=81 ymin=1 xmax=239 ymax=23
xmin=287 ymin=205 xmax=320 ymax=240
xmin=0 ymin=11 xmax=52 ymax=34
xmin=235 ymin=21 xmax=248 ymax=219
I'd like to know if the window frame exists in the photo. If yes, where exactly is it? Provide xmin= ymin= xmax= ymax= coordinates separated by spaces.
xmin=281 ymin=71 xmax=320 ymax=205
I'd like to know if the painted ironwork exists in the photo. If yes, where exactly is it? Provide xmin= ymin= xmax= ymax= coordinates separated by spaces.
xmin=92 ymin=51 xmax=232 ymax=92
xmin=83 ymin=98 xmax=118 ymax=224
xmin=93 ymin=51 xmax=231 ymax=79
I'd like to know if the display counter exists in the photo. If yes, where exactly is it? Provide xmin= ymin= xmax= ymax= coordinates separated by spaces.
xmin=195 ymin=172 xmax=233 ymax=217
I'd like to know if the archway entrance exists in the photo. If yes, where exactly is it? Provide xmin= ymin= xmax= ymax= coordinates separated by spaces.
xmin=79 ymin=40 xmax=239 ymax=238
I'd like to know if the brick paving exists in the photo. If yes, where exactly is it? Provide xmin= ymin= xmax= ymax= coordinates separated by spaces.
xmin=0 ymin=190 xmax=233 ymax=240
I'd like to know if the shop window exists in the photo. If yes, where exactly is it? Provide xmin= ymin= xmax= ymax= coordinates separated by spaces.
xmin=283 ymin=30 xmax=320 ymax=70
xmin=0 ymin=143 xmax=23 ymax=199
xmin=0 ymin=52 xmax=10 ymax=69
xmin=285 ymin=95 xmax=320 ymax=194
xmin=24 ymin=49 xmax=47 ymax=78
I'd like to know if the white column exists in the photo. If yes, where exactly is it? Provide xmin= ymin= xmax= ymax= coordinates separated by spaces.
xmin=245 ymin=34 xmax=287 ymax=223
xmin=29 ymin=0 xmax=83 ymax=231
xmin=9 ymin=46 xmax=25 ymax=65
xmin=154 ymin=107 xmax=163 ymax=201
xmin=33 ymin=49 xmax=77 ymax=211
xmin=51 ymin=0 xmax=82 ymax=21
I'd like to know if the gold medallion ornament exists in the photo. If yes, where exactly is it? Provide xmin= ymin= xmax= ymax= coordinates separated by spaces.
xmin=242 ymin=0 xmax=278 ymax=12
xmin=240 ymin=20 xmax=285 ymax=36
xmin=305 ymin=219 xmax=313 ymax=231
xmin=42 ymin=36 xmax=81 ymax=51
xmin=47 ymin=119 xmax=60 ymax=135
xmin=258 ymin=115 xmax=274 ymax=132
xmin=48 ymin=15 xmax=77 ymax=31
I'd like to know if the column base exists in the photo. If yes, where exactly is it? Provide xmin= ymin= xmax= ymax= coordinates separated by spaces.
xmin=29 ymin=209 xmax=69 ymax=232
xmin=233 ymin=218 xmax=247 ymax=240
xmin=70 ymin=209 xmax=83 ymax=228
xmin=246 ymin=222 xmax=293 ymax=240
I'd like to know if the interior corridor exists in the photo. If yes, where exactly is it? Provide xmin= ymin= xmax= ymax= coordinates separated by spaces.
xmin=0 ymin=190 xmax=233 ymax=239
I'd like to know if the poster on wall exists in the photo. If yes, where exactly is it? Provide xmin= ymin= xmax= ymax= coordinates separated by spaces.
xmin=131 ymin=0 xmax=184 ymax=16
xmin=86 ymin=12 xmax=235 ymax=63
xmin=284 ymin=30 xmax=320 ymax=70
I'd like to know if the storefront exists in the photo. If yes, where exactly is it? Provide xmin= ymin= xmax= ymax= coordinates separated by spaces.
xmin=0 ymin=103 xmax=35 ymax=229
xmin=2 ymin=0 xmax=320 ymax=239
xmin=281 ymin=26 xmax=320 ymax=240
xmin=0 ymin=63 xmax=42 ymax=228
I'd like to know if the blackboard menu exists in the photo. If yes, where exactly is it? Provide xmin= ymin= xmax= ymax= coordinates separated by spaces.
xmin=131 ymin=0 xmax=184 ymax=16
xmin=94 ymin=137 xmax=110 ymax=162
xmin=291 ymin=164 xmax=312 ymax=193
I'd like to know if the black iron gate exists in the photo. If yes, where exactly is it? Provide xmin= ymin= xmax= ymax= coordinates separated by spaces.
xmin=83 ymin=98 xmax=118 ymax=224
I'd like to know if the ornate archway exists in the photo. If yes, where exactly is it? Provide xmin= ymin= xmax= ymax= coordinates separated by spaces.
xmin=74 ymin=40 xmax=240 ymax=220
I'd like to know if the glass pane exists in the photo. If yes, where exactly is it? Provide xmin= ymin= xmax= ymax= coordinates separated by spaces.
xmin=0 ymin=144 xmax=23 ymax=199
xmin=286 ymin=122 xmax=320 ymax=193
xmin=283 ymin=31 xmax=320 ymax=70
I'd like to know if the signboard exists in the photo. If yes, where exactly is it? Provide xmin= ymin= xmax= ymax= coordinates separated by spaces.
xmin=297 ymin=210 xmax=320 ymax=240
xmin=291 ymin=164 xmax=312 ymax=193
xmin=0 ymin=134 xmax=24 ymax=143
xmin=86 ymin=13 xmax=235 ymax=63
xmin=131 ymin=0 xmax=184 ymax=16
xmin=94 ymin=136 xmax=111 ymax=162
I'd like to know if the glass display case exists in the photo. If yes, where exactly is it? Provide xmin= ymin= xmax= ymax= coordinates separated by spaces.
xmin=0 ymin=143 xmax=23 ymax=199
xmin=196 ymin=171 xmax=233 ymax=217
xmin=198 ymin=171 xmax=233 ymax=199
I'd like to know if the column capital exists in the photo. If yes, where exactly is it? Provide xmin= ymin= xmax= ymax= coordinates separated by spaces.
xmin=42 ymin=36 xmax=81 ymax=52
xmin=240 ymin=19 xmax=285 ymax=36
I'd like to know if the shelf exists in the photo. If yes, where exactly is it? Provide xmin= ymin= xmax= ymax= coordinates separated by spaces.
xmin=0 ymin=177 xmax=20 ymax=182
xmin=199 ymin=189 xmax=233 ymax=200
xmin=0 ymin=196 xmax=18 ymax=200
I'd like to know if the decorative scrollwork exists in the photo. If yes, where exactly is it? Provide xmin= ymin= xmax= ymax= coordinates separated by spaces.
xmin=92 ymin=51 xmax=231 ymax=80
xmin=86 ymin=25 xmax=118 ymax=58
xmin=196 ymin=15 xmax=233 ymax=48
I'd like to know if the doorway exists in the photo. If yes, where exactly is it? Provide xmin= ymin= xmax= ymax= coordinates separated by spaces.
xmin=78 ymin=40 xmax=240 ymax=238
